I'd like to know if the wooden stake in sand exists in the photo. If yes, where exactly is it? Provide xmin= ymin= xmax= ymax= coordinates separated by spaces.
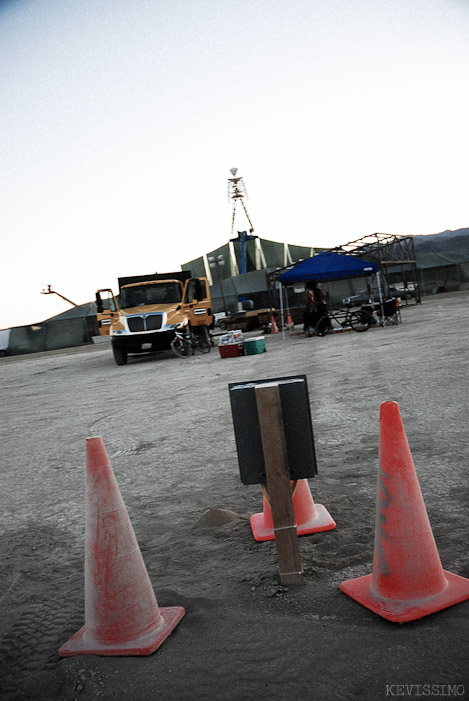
xmin=255 ymin=383 xmax=304 ymax=586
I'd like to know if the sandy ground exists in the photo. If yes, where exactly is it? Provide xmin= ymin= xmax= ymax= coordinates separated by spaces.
xmin=1 ymin=292 xmax=468 ymax=701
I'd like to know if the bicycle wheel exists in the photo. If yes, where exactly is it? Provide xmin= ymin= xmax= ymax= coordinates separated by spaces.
xmin=316 ymin=315 xmax=332 ymax=337
xmin=350 ymin=310 xmax=371 ymax=332
xmin=171 ymin=335 xmax=190 ymax=359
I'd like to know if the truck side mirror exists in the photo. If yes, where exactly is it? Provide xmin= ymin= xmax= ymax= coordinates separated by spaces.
xmin=95 ymin=292 xmax=104 ymax=314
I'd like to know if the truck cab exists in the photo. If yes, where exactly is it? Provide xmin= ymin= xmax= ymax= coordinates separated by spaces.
xmin=95 ymin=272 xmax=212 ymax=365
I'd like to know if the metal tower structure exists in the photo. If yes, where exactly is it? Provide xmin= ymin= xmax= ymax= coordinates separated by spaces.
xmin=228 ymin=168 xmax=258 ymax=275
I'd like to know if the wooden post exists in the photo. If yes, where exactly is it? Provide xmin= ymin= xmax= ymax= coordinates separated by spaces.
xmin=255 ymin=383 xmax=305 ymax=586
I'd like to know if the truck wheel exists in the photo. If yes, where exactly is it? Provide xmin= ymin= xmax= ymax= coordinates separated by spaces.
xmin=112 ymin=346 xmax=128 ymax=365
xmin=219 ymin=320 xmax=228 ymax=331
xmin=198 ymin=336 xmax=211 ymax=353
xmin=198 ymin=326 xmax=211 ymax=353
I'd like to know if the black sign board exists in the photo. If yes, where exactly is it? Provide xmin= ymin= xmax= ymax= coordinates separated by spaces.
xmin=229 ymin=375 xmax=318 ymax=485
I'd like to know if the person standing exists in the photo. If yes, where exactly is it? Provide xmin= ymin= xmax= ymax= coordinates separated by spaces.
xmin=303 ymin=281 xmax=326 ymax=336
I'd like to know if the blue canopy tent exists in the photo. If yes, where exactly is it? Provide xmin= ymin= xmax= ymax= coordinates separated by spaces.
xmin=277 ymin=252 xmax=381 ymax=331
xmin=278 ymin=251 xmax=378 ymax=283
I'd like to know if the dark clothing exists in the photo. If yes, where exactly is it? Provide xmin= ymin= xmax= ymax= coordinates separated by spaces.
xmin=304 ymin=286 xmax=326 ymax=332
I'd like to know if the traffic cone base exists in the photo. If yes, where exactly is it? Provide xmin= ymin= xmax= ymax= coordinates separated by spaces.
xmin=250 ymin=503 xmax=336 ymax=542
xmin=250 ymin=479 xmax=336 ymax=542
xmin=59 ymin=606 xmax=185 ymax=657
xmin=340 ymin=571 xmax=469 ymax=623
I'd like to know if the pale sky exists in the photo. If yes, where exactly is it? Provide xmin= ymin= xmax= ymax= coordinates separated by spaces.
xmin=1 ymin=0 xmax=468 ymax=329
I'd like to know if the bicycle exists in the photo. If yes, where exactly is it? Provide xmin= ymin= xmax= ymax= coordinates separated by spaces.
xmin=171 ymin=325 xmax=211 ymax=359
xmin=315 ymin=307 xmax=373 ymax=336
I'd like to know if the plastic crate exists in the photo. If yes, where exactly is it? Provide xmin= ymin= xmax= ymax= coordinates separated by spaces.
xmin=243 ymin=337 xmax=265 ymax=355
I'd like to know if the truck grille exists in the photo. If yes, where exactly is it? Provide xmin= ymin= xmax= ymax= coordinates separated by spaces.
xmin=145 ymin=314 xmax=163 ymax=330
xmin=127 ymin=314 xmax=163 ymax=332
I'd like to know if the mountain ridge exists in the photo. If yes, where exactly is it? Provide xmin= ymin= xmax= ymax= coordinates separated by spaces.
xmin=412 ymin=227 xmax=469 ymax=255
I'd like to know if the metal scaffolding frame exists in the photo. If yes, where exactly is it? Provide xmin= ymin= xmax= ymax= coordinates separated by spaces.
xmin=330 ymin=233 xmax=421 ymax=304
xmin=266 ymin=233 xmax=421 ymax=315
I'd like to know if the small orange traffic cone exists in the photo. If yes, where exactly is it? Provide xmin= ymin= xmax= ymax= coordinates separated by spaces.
xmin=59 ymin=437 xmax=185 ymax=656
xmin=270 ymin=315 xmax=279 ymax=334
xmin=340 ymin=402 xmax=469 ymax=622
xmin=250 ymin=479 xmax=336 ymax=542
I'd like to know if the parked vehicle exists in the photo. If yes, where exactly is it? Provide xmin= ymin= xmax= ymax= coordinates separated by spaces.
xmin=95 ymin=271 xmax=213 ymax=365
xmin=342 ymin=286 xmax=413 ymax=307
xmin=315 ymin=308 xmax=373 ymax=336
xmin=171 ymin=325 xmax=211 ymax=359
xmin=214 ymin=312 xmax=230 ymax=330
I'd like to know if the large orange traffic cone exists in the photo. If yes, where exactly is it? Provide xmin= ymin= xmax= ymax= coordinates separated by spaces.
xmin=340 ymin=402 xmax=469 ymax=622
xmin=59 ymin=437 xmax=185 ymax=656
xmin=250 ymin=479 xmax=336 ymax=542
xmin=270 ymin=315 xmax=279 ymax=334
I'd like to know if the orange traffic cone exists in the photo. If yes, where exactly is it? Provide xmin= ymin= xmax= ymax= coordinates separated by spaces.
xmin=270 ymin=315 xmax=279 ymax=334
xmin=250 ymin=479 xmax=336 ymax=542
xmin=340 ymin=402 xmax=469 ymax=622
xmin=59 ymin=437 xmax=185 ymax=656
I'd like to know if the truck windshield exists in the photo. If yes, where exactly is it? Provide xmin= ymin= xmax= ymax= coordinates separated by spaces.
xmin=121 ymin=282 xmax=182 ymax=308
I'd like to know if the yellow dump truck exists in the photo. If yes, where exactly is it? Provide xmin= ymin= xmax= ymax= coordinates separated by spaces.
xmin=95 ymin=272 xmax=213 ymax=365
